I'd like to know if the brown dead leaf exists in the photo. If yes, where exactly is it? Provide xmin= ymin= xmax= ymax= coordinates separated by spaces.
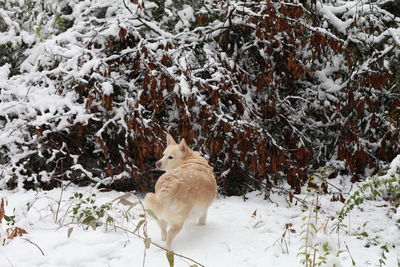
xmin=76 ymin=123 xmax=84 ymax=137
xmin=288 ymin=191 xmax=294 ymax=203
xmin=0 ymin=199 xmax=4 ymax=223
xmin=107 ymin=162 xmax=113 ymax=177
xmin=251 ymin=209 xmax=257 ymax=218
xmin=101 ymin=95 xmax=113 ymax=111
xmin=85 ymin=95 xmax=94 ymax=109
xmin=285 ymin=223 xmax=293 ymax=229
xmin=197 ymin=13 xmax=206 ymax=26
xmin=35 ymin=128 xmax=43 ymax=137
xmin=7 ymin=227 xmax=27 ymax=240
xmin=119 ymin=28 xmax=127 ymax=42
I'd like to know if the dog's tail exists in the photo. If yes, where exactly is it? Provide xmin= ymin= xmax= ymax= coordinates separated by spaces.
xmin=144 ymin=193 xmax=162 ymax=219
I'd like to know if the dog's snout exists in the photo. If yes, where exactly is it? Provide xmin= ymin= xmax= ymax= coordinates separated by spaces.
xmin=156 ymin=161 xmax=161 ymax=168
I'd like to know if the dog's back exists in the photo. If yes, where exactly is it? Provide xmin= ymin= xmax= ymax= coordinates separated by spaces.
xmin=146 ymin=153 xmax=216 ymax=219
xmin=144 ymin=135 xmax=217 ymax=250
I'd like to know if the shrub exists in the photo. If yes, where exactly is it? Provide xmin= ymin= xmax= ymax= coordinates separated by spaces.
xmin=0 ymin=0 xmax=399 ymax=195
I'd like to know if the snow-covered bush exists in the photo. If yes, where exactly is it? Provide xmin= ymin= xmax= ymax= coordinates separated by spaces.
xmin=339 ymin=155 xmax=400 ymax=220
xmin=335 ymin=155 xmax=400 ymax=266
xmin=0 ymin=0 xmax=399 ymax=194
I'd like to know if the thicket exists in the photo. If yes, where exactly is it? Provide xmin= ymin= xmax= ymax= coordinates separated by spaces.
xmin=0 ymin=0 xmax=399 ymax=195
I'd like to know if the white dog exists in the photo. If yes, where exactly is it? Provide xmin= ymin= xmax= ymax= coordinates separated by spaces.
xmin=144 ymin=134 xmax=217 ymax=250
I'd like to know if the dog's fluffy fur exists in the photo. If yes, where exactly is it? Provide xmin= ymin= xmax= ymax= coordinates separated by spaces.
xmin=144 ymin=134 xmax=217 ymax=250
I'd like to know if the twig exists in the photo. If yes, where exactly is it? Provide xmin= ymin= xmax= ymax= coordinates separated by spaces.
xmin=142 ymin=242 xmax=147 ymax=267
xmin=54 ymin=158 xmax=65 ymax=224
xmin=324 ymin=180 xmax=342 ymax=193
xmin=21 ymin=238 xmax=45 ymax=256
xmin=134 ymin=195 xmax=149 ymax=267
xmin=272 ymin=228 xmax=290 ymax=254
xmin=344 ymin=241 xmax=356 ymax=265
xmin=263 ymin=191 xmax=279 ymax=207
xmin=56 ymin=192 xmax=205 ymax=267
xmin=122 ymin=0 xmax=171 ymax=38
xmin=5 ymin=256 xmax=15 ymax=267
xmin=269 ymin=184 xmax=307 ymax=205
xmin=244 ymin=176 xmax=308 ymax=205
xmin=112 ymin=225 xmax=205 ymax=267
xmin=57 ymin=221 xmax=205 ymax=267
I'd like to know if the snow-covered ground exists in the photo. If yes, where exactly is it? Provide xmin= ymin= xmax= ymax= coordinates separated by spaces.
xmin=1 ymin=179 xmax=399 ymax=267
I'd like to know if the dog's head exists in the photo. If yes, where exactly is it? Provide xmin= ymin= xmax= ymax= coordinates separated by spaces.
xmin=156 ymin=133 xmax=189 ymax=171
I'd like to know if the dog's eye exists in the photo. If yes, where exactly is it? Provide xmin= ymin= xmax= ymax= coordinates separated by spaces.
xmin=168 ymin=156 xmax=173 ymax=159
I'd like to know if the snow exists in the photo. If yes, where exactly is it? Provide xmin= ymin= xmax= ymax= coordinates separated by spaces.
xmin=1 ymin=0 xmax=399 ymax=264
xmin=175 ymin=5 xmax=195 ymax=32
xmin=179 ymin=74 xmax=191 ymax=95
xmin=0 ymin=64 xmax=11 ymax=79
xmin=317 ymin=4 xmax=353 ymax=34
xmin=101 ymin=82 xmax=114 ymax=96
xmin=165 ymin=0 xmax=173 ymax=7
xmin=388 ymin=154 xmax=400 ymax=175
xmin=1 ymin=180 xmax=399 ymax=267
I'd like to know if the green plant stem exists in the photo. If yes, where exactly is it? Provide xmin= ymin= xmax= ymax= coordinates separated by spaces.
xmin=312 ymin=194 xmax=319 ymax=267
xmin=57 ymin=222 xmax=205 ymax=267
xmin=305 ymin=195 xmax=314 ymax=267
xmin=54 ymin=159 xmax=64 ymax=223
xmin=344 ymin=241 xmax=356 ymax=265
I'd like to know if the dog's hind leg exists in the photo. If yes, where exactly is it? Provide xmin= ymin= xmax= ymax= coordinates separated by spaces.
xmin=198 ymin=208 xmax=208 ymax=225
xmin=158 ymin=219 xmax=167 ymax=241
xmin=165 ymin=223 xmax=183 ymax=251
xmin=165 ymin=207 xmax=190 ymax=250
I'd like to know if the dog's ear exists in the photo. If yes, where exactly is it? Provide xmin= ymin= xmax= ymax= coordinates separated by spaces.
xmin=178 ymin=138 xmax=188 ymax=152
xmin=166 ymin=133 xmax=177 ymax=146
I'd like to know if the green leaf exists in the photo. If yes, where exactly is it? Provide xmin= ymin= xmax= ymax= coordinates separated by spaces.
xmin=67 ymin=227 xmax=73 ymax=238
xmin=82 ymin=215 xmax=96 ymax=225
xmin=322 ymin=242 xmax=329 ymax=253
xmin=252 ymin=220 xmax=265 ymax=229
xmin=146 ymin=209 xmax=158 ymax=221
xmin=134 ymin=219 xmax=145 ymax=233
xmin=144 ymin=237 xmax=151 ymax=249
xmin=166 ymin=250 xmax=174 ymax=267
xmin=119 ymin=198 xmax=138 ymax=208
xmin=4 ymin=215 xmax=12 ymax=222
xmin=310 ymin=223 xmax=317 ymax=232
xmin=111 ymin=193 xmax=133 ymax=203
xmin=89 ymin=220 xmax=98 ymax=230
